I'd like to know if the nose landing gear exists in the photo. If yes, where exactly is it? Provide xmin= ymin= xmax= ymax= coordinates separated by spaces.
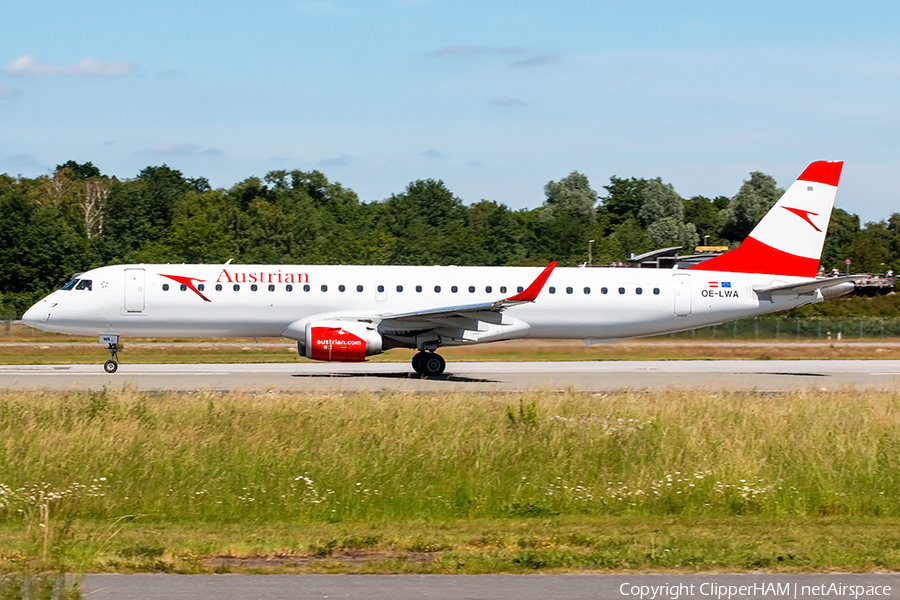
xmin=411 ymin=351 xmax=446 ymax=377
xmin=99 ymin=335 xmax=120 ymax=373
xmin=104 ymin=343 xmax=119 ymax=373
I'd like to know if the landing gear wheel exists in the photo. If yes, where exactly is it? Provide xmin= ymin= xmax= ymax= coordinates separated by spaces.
xmin=420 ymin=353 xmax=446 ymax=377
xmin=104 ymin=342 xmax=120 ymax=373
xmin=411 ymin=352 xmax=427 ymax=375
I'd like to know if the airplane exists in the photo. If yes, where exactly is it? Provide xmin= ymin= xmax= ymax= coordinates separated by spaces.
xmin=22 ymin=160 xmax=860 ymax=377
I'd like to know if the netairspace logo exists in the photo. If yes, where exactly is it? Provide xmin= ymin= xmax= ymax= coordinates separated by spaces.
xmin=618 ymin=581 xmax=892 ymax=600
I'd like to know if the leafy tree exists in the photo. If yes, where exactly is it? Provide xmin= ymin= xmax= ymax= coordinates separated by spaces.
xmin=168 ymin=190 xmax=236 ymax=263
xmin=609 ymin=216 xmax=653 ymax=258
xmin=103 ymin=165 xmax=191 ymax=261
xmin=684 ymin=195 xmax=728 ymax=244
xmin=0 ymin=192 xmax=88 ymax=296
xmin=377 ymin=179 xmax=471 ymax=265
xmin=539 ymin=172 xmax=598 ymax=264
xmin=719 ymin=172 xmax=782 ymax=242
xmin=820 ymin=208 xmax=860 ymax=272
xmin=599 ymin=176 xmax=647 ymax=226
xmin=466 ymin=200 xmax=527 ymax=265
xmin=637 ymin=178 xmax=698 ymax=249
xmin=55 ymin=160 xmax=101 ymax=180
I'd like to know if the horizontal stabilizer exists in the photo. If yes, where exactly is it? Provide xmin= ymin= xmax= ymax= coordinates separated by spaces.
xmin=754 ymin=275 xmax=865 ymax=296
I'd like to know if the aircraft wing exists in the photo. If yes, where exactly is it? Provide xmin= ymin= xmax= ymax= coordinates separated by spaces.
xmin=378 ymin=261 xmax=557 ymax=322
xmin=281 ymin=262 xmax=557 ymax=344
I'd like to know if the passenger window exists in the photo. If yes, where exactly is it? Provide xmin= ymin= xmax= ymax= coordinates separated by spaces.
xmin=601 ymin=287 xmax=608 ymax=294
xmin=434 ymin=285 xmax=441 ymax=293
xmin=216 ymin=284 xmax=222 ymax=291
xmin=486 ymin=286 xmax=492 ymax=293
xmin=268 ymin=284 xmax=275 ymax=292
xmin=251 ymin=284 xmax=258 ymax=291
xmin=321 ymin=285 xmax=328 ymax=292
xmin=618 ymin=287 xmax=625 ymax=295
xmin=584 ymin=287 xmax=590 ymax=294
xmin=451 ymin=286 xmax=458 ymax=293
xmin=162 ymin=284 xmax=170 ymax=291
xmin=500 ymin=286 xmax=507 ymax=294
xmin=636 ymin=287 xmax=643 ymax=295
xmin=548 ymin=287 xmax=556 ymax=294
xmin=180 ymin=284 xmax=187 ymax=291
xmin=653 ymin=287 xmax=660 ymax=295
xmin=339 ymin=285 xmax=346 ymax=292
xmin=468 ymin=286 xmax=475 ymax=293
xmin=198 ymin=284 xmax=205 ymax=291
xmin=377 ymin=285 xmax=385 ymax=293
xmin=233 ymin=284 xmax=240 ymax=291
xmin=357 ymin=285 xmax=364 ymax=292
xmin=303 ymin=284 xmax=310 ymax=292
xmin=517 ymin=286 xmax=524 ymax=293
xmin=566 ymin=287 xmax=573 ymax=294
xmin=76 ymin=279 xmax=92 ymax=291
xmin=397 ymin=285 xmax=403 ymax=292
xmin=416 ymin=285 xmax=422 ymax=292
xmin=286 ymin=284 xmax=293 ymax=292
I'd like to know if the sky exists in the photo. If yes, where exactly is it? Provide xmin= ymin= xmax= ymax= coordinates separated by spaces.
xmin=2 ymin=0 xmax=899 ymax=223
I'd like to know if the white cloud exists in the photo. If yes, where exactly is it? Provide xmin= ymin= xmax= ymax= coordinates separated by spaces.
xmin=511 ymin=51 xmax=561 ymax=68
xmin=4 ymin=55 xmax=134 ymax=76
xmin=4 ymin=154 xmax=44 ymax=172
xmin=490 ymin=96 xmax=529 ymax=107
xmin=0 ymin=85 xmax=21 ymax=98
xmin=429 ymin=45 xmax=524 ymax=58
xmin=317 ymin=154 xmax=352 ymax=167
xmin=420 ymin=149 xmax=447 ymax=159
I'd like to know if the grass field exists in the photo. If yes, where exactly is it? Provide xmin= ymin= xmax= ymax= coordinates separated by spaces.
xmin=2 ymin=387 xmax=900 ymax=574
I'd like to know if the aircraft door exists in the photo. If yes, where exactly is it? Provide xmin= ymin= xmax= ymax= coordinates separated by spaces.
xmin=124 ymin=268 xmax=145 ymax=313
xmin=673 ymin=273 xmax=691 ymax=317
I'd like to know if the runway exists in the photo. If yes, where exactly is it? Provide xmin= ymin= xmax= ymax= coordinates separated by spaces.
xmin=1 ymin=359 xmax=900 ymax=392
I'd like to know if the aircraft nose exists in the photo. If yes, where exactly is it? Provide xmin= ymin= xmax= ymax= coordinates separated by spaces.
xmin=22 ymin=301 xmax=50 ymax=325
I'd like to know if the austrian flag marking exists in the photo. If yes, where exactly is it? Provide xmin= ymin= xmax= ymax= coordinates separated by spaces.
xmin=702 ymin=281 xmax=738 ymax=298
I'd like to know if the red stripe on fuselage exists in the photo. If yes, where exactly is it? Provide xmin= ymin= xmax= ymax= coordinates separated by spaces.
xmin=686 ymin=236 xmax=819 ymax=277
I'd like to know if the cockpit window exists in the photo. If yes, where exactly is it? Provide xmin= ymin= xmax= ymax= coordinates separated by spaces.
xmin=75 ymin=279 xmax=92 ymax=291
xmin=59 ymin=279 xmax=79 ymax=291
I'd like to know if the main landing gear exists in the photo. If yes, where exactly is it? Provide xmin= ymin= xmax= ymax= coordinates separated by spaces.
xmin=104 ymin=343 xmax=119 ymax=374
xmin=411 ymin=351 xmax=446 ymax=377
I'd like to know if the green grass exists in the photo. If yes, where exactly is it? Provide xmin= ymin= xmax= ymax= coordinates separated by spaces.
xmin=2 ymin=388 xmax=900 ymax=573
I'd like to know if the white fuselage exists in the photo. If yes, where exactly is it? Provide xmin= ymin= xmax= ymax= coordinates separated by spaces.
xmin=23 ymin=263 xmax=819 ymax=345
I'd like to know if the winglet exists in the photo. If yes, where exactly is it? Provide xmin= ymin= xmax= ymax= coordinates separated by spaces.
xmin=505 ymin=261 xmax=558 ymax=302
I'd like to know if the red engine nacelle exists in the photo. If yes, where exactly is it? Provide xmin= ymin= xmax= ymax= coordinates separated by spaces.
xmin=298 ymin=321 xmax=383 ymax=362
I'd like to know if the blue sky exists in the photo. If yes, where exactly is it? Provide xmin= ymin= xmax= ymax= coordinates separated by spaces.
xmin=2 ymin=0 xmax=899 ymax=222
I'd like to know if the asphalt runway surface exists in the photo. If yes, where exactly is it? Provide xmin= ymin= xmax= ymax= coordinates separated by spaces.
xmin=81 ymin=573 xmax=900 ymax=599
xmin=1 ymin=360 xmax=900 ymax=392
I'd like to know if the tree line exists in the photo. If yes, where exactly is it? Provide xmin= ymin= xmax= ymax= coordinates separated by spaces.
xmin=0 ymin=160 xmax=896 ymax=317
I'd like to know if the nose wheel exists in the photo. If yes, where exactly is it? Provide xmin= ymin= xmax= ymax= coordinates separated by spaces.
xmin=411 ymin=351 xmax=446 ymax=377
xmin=104 ymin=343 xmax=119 ymax=373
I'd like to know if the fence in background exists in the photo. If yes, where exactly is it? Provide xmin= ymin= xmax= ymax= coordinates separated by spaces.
xmin=667 ymin=317 xmax=900 ymax=340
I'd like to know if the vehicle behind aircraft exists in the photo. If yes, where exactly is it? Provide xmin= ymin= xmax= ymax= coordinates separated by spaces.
xmin=23 ymin=161 xmax=859 ymax=376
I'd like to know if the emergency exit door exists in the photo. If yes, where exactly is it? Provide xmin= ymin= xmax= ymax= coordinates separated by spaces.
xmin=124 ymin=268 xmax=145 ymax=313
xmin=673 ymin=273 xmax=691 ymax=317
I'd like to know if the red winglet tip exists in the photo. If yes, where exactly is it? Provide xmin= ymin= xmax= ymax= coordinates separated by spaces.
xmin=798 ymin=161 xmax=843 ymax=187
xmin=506 ymin=261 xmax=558 ymax=303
